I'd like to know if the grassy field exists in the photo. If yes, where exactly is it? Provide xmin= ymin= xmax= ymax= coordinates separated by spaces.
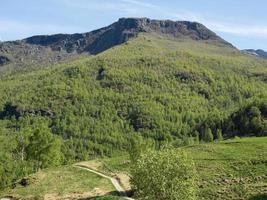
xmin=0 ymin=166 xmax=122 ymax=200
xmin=186 ymin=137 xmax=267 ymax=200
xmin=80 ymin=137 xmax=267 ymax=200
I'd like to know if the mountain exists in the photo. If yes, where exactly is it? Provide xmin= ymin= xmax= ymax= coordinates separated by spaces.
xmin=1 ymin=17 xmax=267 ymax=195
xmin=0 ymin=18 xmax=233 ymax=70
xmin=242 ymin=49 xmax=267 ymax=59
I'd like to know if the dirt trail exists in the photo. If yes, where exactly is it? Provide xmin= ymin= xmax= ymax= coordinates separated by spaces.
xmin=74 ymin=165 xmax=134 ymax=200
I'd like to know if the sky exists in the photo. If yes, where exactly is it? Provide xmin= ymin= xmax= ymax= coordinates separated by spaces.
xmin=1 ymin=0 xmax=267 ymax=50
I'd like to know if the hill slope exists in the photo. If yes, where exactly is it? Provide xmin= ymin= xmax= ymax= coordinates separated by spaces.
xmin=1 ymin=33 xmax=267 ymax=153
xmin=0 ymin=19 xmax=267 ymax=191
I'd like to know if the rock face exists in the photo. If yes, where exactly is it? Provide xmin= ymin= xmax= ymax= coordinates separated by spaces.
xmin=242 ymin=49 xmax=267 ymax=59
xmin=0 ymin=18 xmax=233 ymax=67
xmin=23 ymin=18 xmax=232 ymax=54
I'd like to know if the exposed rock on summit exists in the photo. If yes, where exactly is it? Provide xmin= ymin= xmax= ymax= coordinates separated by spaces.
xmin=0 ymin=18 xmax=234 ymax=67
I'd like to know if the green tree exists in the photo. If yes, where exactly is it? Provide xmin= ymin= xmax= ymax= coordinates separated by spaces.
xmin=129 ymin=134 xmax=154 ymax=163
xmin=25 ymin=119 xmax=62 ymax=171
xmin=131 ymin=148 xmax=198 ymax=200
xmin=0 ymin=131 xmax=16 ymax=189
xmin=202 ymin=128 xmax=214 ymax=142
xmin=215 ymin=129 xmax=223 ymax=141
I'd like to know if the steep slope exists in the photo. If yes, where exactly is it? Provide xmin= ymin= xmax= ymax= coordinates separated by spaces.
xmin=0 ymin=18 xmax=232 ymax=71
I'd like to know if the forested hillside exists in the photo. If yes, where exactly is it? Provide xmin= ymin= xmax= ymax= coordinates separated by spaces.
xmin=1 ymin=32 xmax=267 ymax=189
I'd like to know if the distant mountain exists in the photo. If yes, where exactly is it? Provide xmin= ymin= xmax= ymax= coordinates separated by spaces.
xmin=242 ymin=49 xmax=267 ymax=59
xmin=0 ymin=18 xmax=233 ymax=68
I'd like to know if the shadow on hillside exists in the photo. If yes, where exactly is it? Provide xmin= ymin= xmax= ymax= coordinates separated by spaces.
xmin=248 ymin=194 xmax=267 ymax=200
xmin=79 ymin=190 xmax=133 ymax=200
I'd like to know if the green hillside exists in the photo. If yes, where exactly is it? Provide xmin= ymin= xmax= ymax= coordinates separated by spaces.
xmin=0 ymin=33 xmax=267 ymax=190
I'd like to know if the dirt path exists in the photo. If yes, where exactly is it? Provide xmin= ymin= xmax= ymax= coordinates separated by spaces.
xmin=74 ymin=165 xmax=134 ymax=200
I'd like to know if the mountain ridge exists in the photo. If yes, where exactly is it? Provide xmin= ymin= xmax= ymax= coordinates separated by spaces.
xmin=23 ymin=17 xmax=233 ymax=52
xmin=0 ymin=18 xmax=234 ymax=68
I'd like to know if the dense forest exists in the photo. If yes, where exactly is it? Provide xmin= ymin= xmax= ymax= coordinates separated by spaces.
xmin=0 ymin=34 xmax=267 ymax=189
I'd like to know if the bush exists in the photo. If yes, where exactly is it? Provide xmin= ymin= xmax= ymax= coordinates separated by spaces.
xmin=131 ymin=148 xmax=198 ymax=200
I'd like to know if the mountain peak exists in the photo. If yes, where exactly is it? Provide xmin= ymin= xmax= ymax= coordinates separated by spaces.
xmin=0 ymin=18 xmax=233 ymax=67
xmin=116 ymin=17 xmax=230 ymax=43
xmin=22 ymin=17 xmax=233 ymax=53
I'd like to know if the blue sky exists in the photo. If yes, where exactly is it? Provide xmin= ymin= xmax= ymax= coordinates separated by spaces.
xmin=1 ymin=0 xmax=267 ymax=50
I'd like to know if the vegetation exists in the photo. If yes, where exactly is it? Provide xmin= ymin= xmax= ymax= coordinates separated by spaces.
xmin=186 ymin=137 xmax=267 ymax=200
xmin=1 ymin=137 xmax=266 ymax=199
xmin=0 ymin=33 xmax=267 ymax=189
xmin=131 ymin=148 xmax=198 ymax=200
xmin=79 ymin=137 xmax=267 ymax=200
xmin=0 ymin=166 xmax=116 ymax=199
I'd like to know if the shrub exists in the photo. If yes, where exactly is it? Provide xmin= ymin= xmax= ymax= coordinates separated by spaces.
xmin=131 ymin=148 xmax=198 ymax=200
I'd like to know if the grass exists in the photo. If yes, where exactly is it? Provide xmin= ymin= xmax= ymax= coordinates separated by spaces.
xmin=80 ymin=137 xmax=267 ymax=200
xmin=0 ymin=166 xmax=117 ymax=200
xmin=185 ymin=137 xmax=267 ymax=200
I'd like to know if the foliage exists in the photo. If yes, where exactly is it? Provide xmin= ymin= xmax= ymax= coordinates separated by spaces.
xmin=25 ymin=118 xmax=62 ymax=171
xmin=129 ymin=134 xmax=154 ymax=163
xmin=225 ymin=100 xmax=267 ymax=136
xmin=0 ymin=129 xmax=16 ymax=189
xmin=0 ymin=116 xmax=62 ymax=189
xmin=202 ymin=128 xmax=214 ymax=142
xmin=131 ymin=148 xmax=198 ymax=200
xmin=215 ymin=129 xmax=223 ymax=141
